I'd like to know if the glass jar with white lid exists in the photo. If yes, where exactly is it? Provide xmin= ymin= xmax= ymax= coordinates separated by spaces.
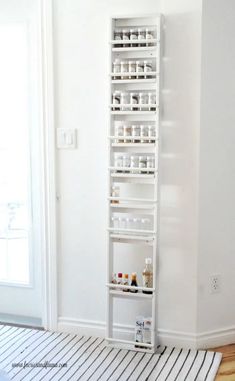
xmin=131 ymin=125 xmax=140 ymax=143
xmin=120 ymin=61 xmax=128 ymax=79
xmin=130 ymin=28 xmax=138 ymax=47
xmin=120 ymin=92 xmax=129 ymax=110
xmin=128 ymin=61 xmax=136 ymax=79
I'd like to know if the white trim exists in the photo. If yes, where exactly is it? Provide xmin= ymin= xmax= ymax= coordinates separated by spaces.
xmin=39 ymin=0 xmax=57 ymax=331
xmin=58 ymin=317 xmax=235 ymax=350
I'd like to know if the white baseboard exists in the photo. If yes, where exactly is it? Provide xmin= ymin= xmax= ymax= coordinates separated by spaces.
xmin=58 ymin=317 xmax=235 ymax=350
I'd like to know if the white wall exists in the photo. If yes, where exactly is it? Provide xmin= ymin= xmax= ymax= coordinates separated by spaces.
xmin=53 ymin=0 xmax=202 ymax=347
xmin=197 ymin=0 xmax=235 ymax=345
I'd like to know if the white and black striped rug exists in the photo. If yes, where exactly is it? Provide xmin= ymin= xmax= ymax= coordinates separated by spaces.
xmin=0 ymin=325 xmax=221 ymax=380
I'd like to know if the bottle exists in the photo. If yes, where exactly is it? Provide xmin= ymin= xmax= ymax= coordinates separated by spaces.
xmin=111 ymin=273 xmax=117 ymax=290
xmin=142 ymin=258 xmax=153 ymax=294
xmin=117 ymin=272 xmax=123 ymax=289
xmin=130 ymin=272 xmax=138 ymax=293
xmin=122 ymin=273 xmax=129 ymax=292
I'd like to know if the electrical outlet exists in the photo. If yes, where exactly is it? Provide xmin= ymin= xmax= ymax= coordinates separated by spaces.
xmin=210 ymin=274 xmax=221 ymax=294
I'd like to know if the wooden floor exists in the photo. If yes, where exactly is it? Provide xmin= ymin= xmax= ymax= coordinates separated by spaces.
xmin=213 ymin=344 xmax=235 ymax=380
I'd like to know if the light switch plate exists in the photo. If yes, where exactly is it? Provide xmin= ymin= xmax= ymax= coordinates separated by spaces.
xmin=57 ymin=128 xmax=77 ymax=149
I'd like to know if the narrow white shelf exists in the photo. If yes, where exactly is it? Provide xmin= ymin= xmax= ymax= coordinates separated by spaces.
xmin=112 ymin=78 xmax=156 ymax=84
xmin=112 ymin=143 xmax=155 ymax=148
xmin=106 ymin=337 xmax=153 ymax=349
xmin=109 ymin=290 xmax=153 ymax=300
xmin=109 ymin=136 xmax=157 ymax=142
xmin=112 ymin=46 xmax=157 ymax=52
xmin=110 ymin=38 xmax=158 ymax=45
xmin=108 ymin=227 xmax=156 ymax=235
xmin=110 ymin=203 xmax=154 ymax=210
xmin=107 ymin=283 xmax=154 ymax=293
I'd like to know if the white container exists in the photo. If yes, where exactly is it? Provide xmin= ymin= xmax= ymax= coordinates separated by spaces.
xmin=130 ymin=28 xmax=138 ymax=47
xmin=122 ymin=29 xmax=129 ymax=47
xmin=139 ymin=93 xmax=148 ymax=110
xmin=112 ymin=91 xmax=121 ymax=110
xmin=123 ymin=125 xmax=132 ymax=142
xmin=138 ymin=28 xmax=145 ymax=46
xmin=130 ymin=155 xmax=139 ymax=172
xmin=140 ymin=125 xmax=148 ymax=142
xmin=114 ymin=155 xmax=123 ymax=170
xmin=139 ymin=155 xmax=147 ymax=170
xmin=113 ymin=59 xmax=121 ymax=79
xmin=122 ymin=154 xmax=130 ymax=169
xmin=148 ymin=92 xmax=156 ymax=110
xmin=111 ymin=216 xmax=119 ymax=229
xmin=131 ymin=125 xmax=140 ymax=142
xmin=128 ymin=61 xmax=136 ymax=79
xmin=120 ymin=92 xmax=129 ymax=110
xmin=144 ymin=60 xmax=153 ymax=78
xmin=114 ymin=125 xmax=124 ymax=142
xmin=148 ymin=125 xmax=155 ymax=142
xmin=130 ymin=93 xmax=139 ymax=111
xmin=136 ymin=61 xmax=144 ymax=79
xmin=120 ymin=61 xmax=128 ymax=79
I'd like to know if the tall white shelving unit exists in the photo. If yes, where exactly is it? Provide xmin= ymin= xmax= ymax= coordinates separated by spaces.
xmin=106 ymin=15 xmax=162 ymax=353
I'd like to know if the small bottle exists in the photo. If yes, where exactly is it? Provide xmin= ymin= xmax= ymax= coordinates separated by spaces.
xmin=117 ymin=272 xmax=123 ymax=287
xmin=122 ymin=273 xmax=129 ymax=292
xmin=111 ymin=273 xmax=117 ymax=289
xmin=142 ymin=258 xmax=153 ymax=294
xmin=130 ymin=273 xmax=138 ymax=293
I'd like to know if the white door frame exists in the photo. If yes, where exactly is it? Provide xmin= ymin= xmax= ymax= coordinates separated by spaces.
xmin=39 ymin=0 xmax=58 ymax=331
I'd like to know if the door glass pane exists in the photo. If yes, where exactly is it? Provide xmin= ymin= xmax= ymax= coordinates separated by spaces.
xmin=0 ymin=23 xmax=31 ymax=284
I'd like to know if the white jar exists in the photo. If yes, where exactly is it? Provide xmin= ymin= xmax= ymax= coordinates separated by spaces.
xmin=114 ymin=125 xmax=124 ymax=142
xmin=112 ymin=91 xmax=121 ymax=110
xmin=120 ymin=92 xmax=129 ymax=110
xmin=130 ymin=28 xmax=138 ymax=47
xmin=112 ymin=216 xmax=119 ymax=229
xmin=130 ymin=155 xmax=139 ymax=171
xmin=122 ymin=154 xmax=130 ymax=169
xmin=120 ymin=61 xmax=128 ymax=79
xmin=131 ymin=125 xmax=140 ymax=142
xmin=148 ymin=93 xmax=156 ymax=110
xmin=147 ymin=156 xmax=155 ymax=172
xmin=144 ymin=60 xmax=153 ymax=78
xmin=122 ymin=29 xmax=130 ymax=47
xmin=136 ymin=61 xmax=144 ymax=78
xmin=130 ymin=93 xmax=139 ymax=111
xmin=128 ymin=61 xmax=136 ymax=79
xmin=113 ymin=59 xmax=121 ymax=79
xmin=139 ymin=93 xmax=148 ymax=111
xmin=148 ymin=125 xmax=155 ymax=142
xmin=138 ymin=28 xmax=145 ymax=46
xmin=140 ymin=125 xmax=148 ymax=142
xmin=139 ymin=156 xmax=147 ymax=170
xmin=123 ymin=125 xmax=132 ymax=142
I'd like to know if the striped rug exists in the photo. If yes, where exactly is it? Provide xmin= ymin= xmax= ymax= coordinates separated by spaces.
xmin=0 ymin=325 xmax=221 ymax=380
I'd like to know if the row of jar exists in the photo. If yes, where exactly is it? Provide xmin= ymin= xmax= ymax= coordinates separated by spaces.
xmin=111 ymin=216 xmax=151 ymax=230
xmin=112 ymin=59 xmax=155 ymax=79
xmin=114 ymin=154 xmax=155 ymax=172
xmin=115 ymin=124 xmax=156 ymax=143
xmin=112 ymin=91 xmax=156 ymax=111
xmin=114 ymin=27 xmax=156 ymax=46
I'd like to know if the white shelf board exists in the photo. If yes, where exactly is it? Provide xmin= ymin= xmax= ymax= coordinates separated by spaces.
xmin=109 ymin=136 xmax=157 ymax=142
xmin=109 ymin=289 xmax=153 ymax=300
xmin=108 ymin=197 xmax=157 ymax=203
xmin=108 ymin=227 xmax=156 ymax=235
xmin=112 ymin=78 xmax=156 ymax=84
xmin=110 ymin=203 xmax=154 ymax=210
xmin=110 ymin=39 xmax=158 ymax=45
xmin=107 ymin=283 xmax=154 ymax=293
xmin=106 ymin=337 xmax=153 ymax=349
xmin=111 ymin=143 xmax=155 ymax=148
